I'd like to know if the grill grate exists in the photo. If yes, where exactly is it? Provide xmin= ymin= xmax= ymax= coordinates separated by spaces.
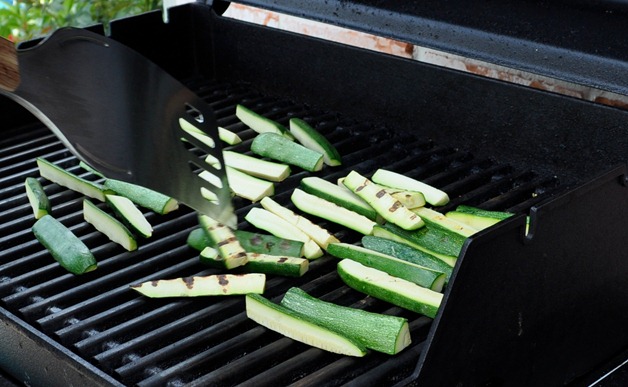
xmin=0 ymin=78 xmax=560 ymax=386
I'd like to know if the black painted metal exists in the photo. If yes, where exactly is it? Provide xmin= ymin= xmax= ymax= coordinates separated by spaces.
xmin=230 ymin=0 xmax=628 ymax=96
xmin=0 ymin=2 xmax=627 ymax=385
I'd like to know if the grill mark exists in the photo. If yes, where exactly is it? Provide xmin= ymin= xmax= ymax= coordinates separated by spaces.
xmin=376 ymin=189 xmax=387 ymax=198
xmin=390 ymin=201 xmax=402 ymax=212
xmin=278 ymin=257 xmax=288 ymax=263
xmin=182 ymin=276 xmax=195 ymax=289
xmin=217 ymin=237 xmax=237 ymax=247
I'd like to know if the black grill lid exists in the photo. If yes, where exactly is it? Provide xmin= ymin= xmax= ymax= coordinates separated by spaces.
xmin=226 ymin=0 xmax=628 ymax=96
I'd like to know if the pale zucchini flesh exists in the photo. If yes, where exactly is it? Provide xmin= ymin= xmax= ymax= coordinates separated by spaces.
xmin=218 ymin=127 xmax=242 ymax=145
xmin=131 ymin=273 xmax=266 ymax=297
xmin=199 ymin=215 xmax=248 ymax=269
xmin=291 ymin=188 xmax=377 ymax=235
xmin=246 ymin=293 xmax=367 ymax=357
xmin=300 ymin=176 xmax=380 ymax=222
xmin=280 ymin=287 xmax=411 ymax=355
xmin=260 ymin=196 xmax=339 ymax=249
xmin=371 ymin=169 xmax=450 ymax=206
xmin=24 ymin=177 xmax=51 ymax=219
xmin=106 ymin=194 xmax=153 ymax=238
xmin=412 ymin=206 xmax=479 ymax=237
xmin=236 ymin=104 xmax=293 ymax=139
xmin=222 ymin=150 xmax=290 ymax=182
xmin=83 ymin=199 xmax=137 ymax=251
xmin=343 ymin=171 xmax=424 ymax=231
xmin=37 ymin=158 xmax=108 ymax=202
xmin=244 ymin=207 xmax=323 ymax=259
xmin=337 ymin=259 xmax=443 ymax=318
xmin=222 ymin=166 xmax=274 ymax=202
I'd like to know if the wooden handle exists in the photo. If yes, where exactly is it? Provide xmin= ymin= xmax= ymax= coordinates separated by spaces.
xmin=0 ymin=37 xmax=20 ymax=92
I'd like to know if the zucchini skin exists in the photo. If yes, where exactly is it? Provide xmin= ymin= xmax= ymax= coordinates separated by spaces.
xmin=337 ymin=259 xmax=442 ymax=318
xmin=300 ymin=176 xmax=379 ymax=221
xmin=32 ymin=215 xmax=97 ymax=275
xmin=187 ymin=228 xmax=304 ymax=257
xmin=289 ymin=118 xmax=341 ymax=166
xmin=251 ymin=132 xmax=324 ymax=172
xmin=361 ymin=236 xmax=453 ymax=281
xmin=37 ymin=158 xmax=108 ymax=201
xmin=280 ymin=288 xmax=411 ymax=355
xmin=24 ymin=177 xmax=51 ymax=219
xmin=376 ymin=222 xmax=465 ymax=258
xmin=103 ymin=178 xmax=179 ymax=214
xmin=327 ymin=243 xmax=446 ymax=291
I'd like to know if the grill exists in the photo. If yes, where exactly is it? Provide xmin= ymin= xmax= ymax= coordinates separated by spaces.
xmin=1 ymin=2 xmax=628 ymax=386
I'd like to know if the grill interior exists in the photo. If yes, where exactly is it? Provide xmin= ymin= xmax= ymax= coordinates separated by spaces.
xmin=0 ymin=76 xmax=559 ymax=386
xmin=1 ymin=3 xmax=627 ymax=386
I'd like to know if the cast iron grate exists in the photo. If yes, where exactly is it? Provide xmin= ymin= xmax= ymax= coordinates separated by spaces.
xmin=0 ymin=78 xmax=559 ymax=386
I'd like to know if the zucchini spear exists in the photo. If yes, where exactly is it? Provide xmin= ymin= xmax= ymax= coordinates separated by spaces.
xmin=131 ymin=273 xmax=266 ymax=297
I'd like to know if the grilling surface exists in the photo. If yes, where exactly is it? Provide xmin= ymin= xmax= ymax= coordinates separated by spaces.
xmin=0 ymin=78 xmax=559 ymax=386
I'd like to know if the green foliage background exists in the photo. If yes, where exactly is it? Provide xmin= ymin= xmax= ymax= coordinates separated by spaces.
xmin=0 ymin=0 xmax=161 ymax=42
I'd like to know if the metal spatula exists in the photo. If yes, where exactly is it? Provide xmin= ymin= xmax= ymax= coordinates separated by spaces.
xmin=0 ymin=27 xmax=235 ymax=226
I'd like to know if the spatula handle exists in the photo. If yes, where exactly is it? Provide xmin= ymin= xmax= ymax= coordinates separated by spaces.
xmin=0 ymin=36 xmax=20 ymax=92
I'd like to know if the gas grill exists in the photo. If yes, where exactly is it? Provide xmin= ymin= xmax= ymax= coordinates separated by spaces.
xmin=1 ymin=1 xmax=627 ymax=386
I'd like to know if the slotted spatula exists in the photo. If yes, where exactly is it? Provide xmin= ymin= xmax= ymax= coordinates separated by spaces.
xmin=0 ymin=27 xmax=235 ymax=226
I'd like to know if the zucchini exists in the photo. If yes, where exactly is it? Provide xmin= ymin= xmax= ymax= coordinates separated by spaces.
xmin=24 ymin=177 xmax=51 ymax=219
xmin=198 ymin=215 xmax=248 ymax=269
xmin=326 ymin=243 xmax=446 ymax=292
xmin=103 ymin=179 xmax=179 ymax=214
xmin=199 ymin=248 xmax=308 ymax=277
xmin=187 ymin=228 xmax=305 ymax=257
xmin=338 ymin=177 xmax=425 ymax=209
xmin=79 ymin=161 xmax=105 ymax=178
xmin=260 ymin=196 xmax=339 ymax=249
xmin=105 ymin=194 xmax=153 ymax=238
xmin=236 ymin=104 xmax=293 ymax=139
xmin=218 ymin=127 xmax=242 ymax=145
xmin=289 ymin=118 xmax=341 ymax=166
xmin=222 ymin=166 xmax=274 ymax=202
xmin=83 ymin=199 xmax=137 ymax=251
xmin=291 ymin=188 xmax=377 ymax=235
xmin=361 ymin=236 xmax=453 ymax=281
xmin=372 ymin=224 xmax=459 ymax=267
xmin=371 ymin=169 xmax=449 ymax=206
xmin=131 ymin=273 xmax=266 ymax=298
xmin=246 ymin=293 xmax=368 ymax=357
xmin=244 ymin=207 xmax=323 ymax=259
xmin=32 ymin=215 xmax=97 ymax=275
xmin=179 ymin=118 xmax=216 ymax=148
xmin=300 ymin=176 xmax=380 ymax=222
xmin=37 ymin=158 xmax=109 ymax=202
xmin=343 ymin=171 xmax=424 ymax=231
xmin=412 ymin=206 xmax=479 ymax=237
xmin=337 ymin=259 xmax=443 ymax=318
xmin=222 ymin=150 xmax=290 ymax=182
xmin=251 ymin=132 xmax=324 ymax=172
xmin=280 ymin=287 xmax=411 ymax=355
xmin=446 ymin=205 xmax=515 ymax=230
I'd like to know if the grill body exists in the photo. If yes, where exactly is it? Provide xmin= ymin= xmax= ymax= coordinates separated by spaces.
xmin=1 ymin=3 xmax=627 ymax=386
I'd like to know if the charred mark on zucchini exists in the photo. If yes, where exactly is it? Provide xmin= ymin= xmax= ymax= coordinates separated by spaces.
xmin=217 ymin=275 xmax=229 ymax=286
xmin=183 ymin=276 xmax=195 ymax=289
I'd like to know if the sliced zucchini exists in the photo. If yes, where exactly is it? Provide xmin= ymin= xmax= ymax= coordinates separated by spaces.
xmin=103 ymin=178 xmax=179 ymax=214
xmin=37 ymin=158 xmax=109 ymax=202
xmin=203 ymin=166 xmax=273 ymax=202
xmin=32 ymin=215 xmax=97 ymax=275
xmin=361 ymin=236 xmax=453 ymax=281
xmin=260 ymin=196 xmax=339 ymax=249
xmin=244 ymin=207 xmax=323 ymax=259
xmin=236 ymin=104 xmax=293 ymax=139
xmin=83 ymin=199 xmax=137 ymax=251
xmin=300 ymin=176 xmax=380 ymax=222
xmin=244 ymin=253 xmax=309 ymax=277
xmin=246 ymin=293 xmax=367 ymax=357
xmin=343 ymin=171 xmax=424 ymax=231
xmin=327 ymin=243 xmax=446 ymax=292
xmin=289 ymin=118 xmax=341 ymax=166
xmin=188 ymin=228 xmax=305 ymax=257
xmin=198 ymin=215 xmax=248 ymax=269
xmin=372 ymin=224 xmax=459 ymax=267
xmin=24 ymin=177 xmax=51 ymax=219
xmin=291 ymin=188 xmax=377 ymax=235
xmin=412 ymin=206 xmax=479 ymax=237
xmin=338 ymin=177 xmax=426 ymax=210
xmin=371 ymin=169 xmax=449 ymax=206
xmin=280 ymin=287 xmax=411 ymax=355
xmin=105 ymin=194 xmax=153 ymax=238
xmin=131 ymin=273 xmax=266 ymax=297
xmin=446 ymin=204 xmax=515 ymax=230
xmin=222 ymin=150 xmax=290 ymax=182
xmin=218 ymin=127 xmax=242 ymax=145
xmin=251 ymin=132 xmax=324 ymax=172
xmin=337 ymin=259 xmax=443 ymax=318
xmin=179 ymin=118 xmax=216 ymax=148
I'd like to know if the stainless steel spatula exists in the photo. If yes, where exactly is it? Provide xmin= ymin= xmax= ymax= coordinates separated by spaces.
xmin=0 ymin=27 xmax=235 ymax=226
